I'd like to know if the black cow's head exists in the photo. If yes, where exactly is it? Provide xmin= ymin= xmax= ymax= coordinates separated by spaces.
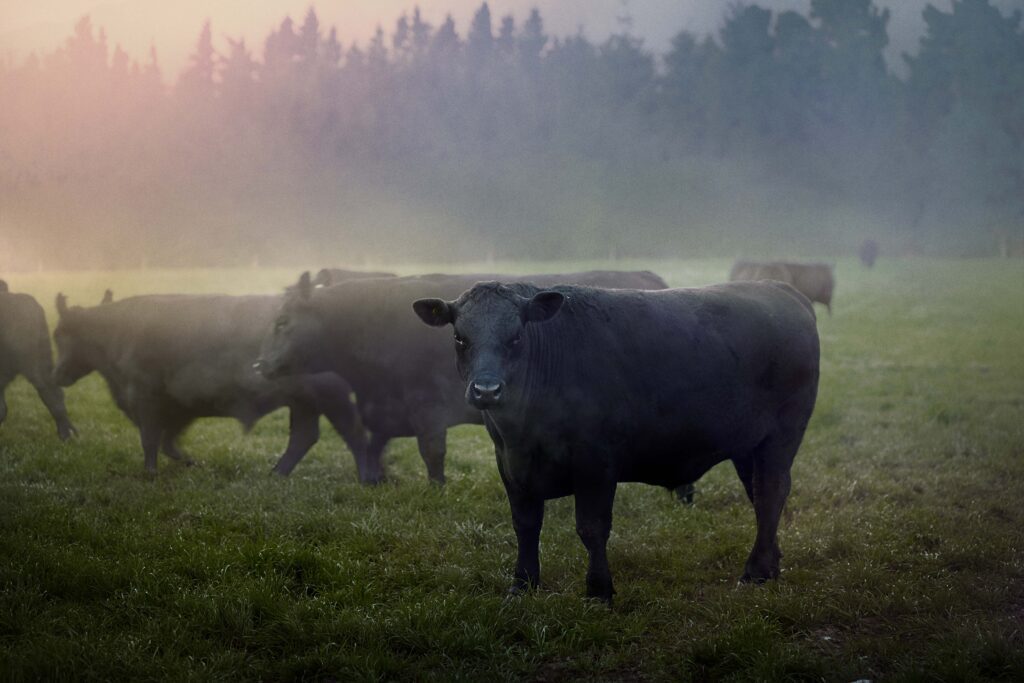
xmin=256 ymin=271 xmax=330 ymax=379
xmin=413 ymin=282 xmax=564 ymax=410
xmin=52 ymin=293 xmax=102 ymax=386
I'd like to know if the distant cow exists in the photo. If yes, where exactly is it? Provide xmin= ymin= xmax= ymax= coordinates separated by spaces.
xmin=413 ymin=281 xmax=819 ymax=601
xmin=311 ymin=268 xmax=397 ymax=288
xmin=859 ymin=240 xmax=879 ymax=267
xmin=53 ymin=292 xmax=367 ymax=474
xmin=0 ymin=281 xmax=76 ymax=440
xmin=257 ymin=270 xmax=669 ymax=485
xmin=729 ymin=260 xmax=835 ymax=314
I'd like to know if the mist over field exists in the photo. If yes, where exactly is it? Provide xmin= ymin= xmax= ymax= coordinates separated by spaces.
xmin=1 ymin=0 xmax=1022 ymax=269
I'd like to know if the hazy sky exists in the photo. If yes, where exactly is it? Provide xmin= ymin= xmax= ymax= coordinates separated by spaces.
xmin=2 ymin=1 xmax=1023 ymax=77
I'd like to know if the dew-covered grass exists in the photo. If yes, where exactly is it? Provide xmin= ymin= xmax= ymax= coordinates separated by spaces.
xmin=1 ymin=259 xmax=1022 ymax=680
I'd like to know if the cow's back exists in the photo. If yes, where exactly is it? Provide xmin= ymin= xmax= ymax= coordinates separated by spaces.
xmin=87 ymin=295 xmax=288 ymax=408
xmin=730 ymin=260 xmax=791 ymax=284
xmin=0 ymin=292 xmax=51 ymax=374
xmin=786 ymin=263 xmax=835 ymax=305
xmin=500 ymin=282 xmax=819 ymax=483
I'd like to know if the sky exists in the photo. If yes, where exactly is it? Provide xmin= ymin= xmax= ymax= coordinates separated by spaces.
xmin=2 ymin=0 xmax=1023 ymax=78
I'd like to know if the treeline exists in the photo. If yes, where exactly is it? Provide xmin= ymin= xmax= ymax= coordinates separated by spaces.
xmin=0 ymin=0 xmax=1021 ymax=268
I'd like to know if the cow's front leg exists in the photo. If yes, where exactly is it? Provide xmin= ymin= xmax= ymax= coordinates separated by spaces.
xmin=508 ymin=493 xmax=544 ymax=595
xmin=271 ymin=406 xmax=320 ymax=475
xmin=575 ymin=482 xmax=617 ymax=603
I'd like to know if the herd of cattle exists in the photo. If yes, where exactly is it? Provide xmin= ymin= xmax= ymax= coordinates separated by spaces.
xmin=0 ymin=260 xmax=832 ymax=601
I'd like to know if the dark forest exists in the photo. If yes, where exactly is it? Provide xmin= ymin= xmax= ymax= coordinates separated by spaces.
xmin=1 ymin=0 xmax=1021 ymax=268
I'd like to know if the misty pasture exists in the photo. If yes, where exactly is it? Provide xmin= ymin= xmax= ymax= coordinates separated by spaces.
xmin=3 ymin=0 xmax=1024 ymax=679
xmin=1 ymin=259 xmax=1022 ymax=680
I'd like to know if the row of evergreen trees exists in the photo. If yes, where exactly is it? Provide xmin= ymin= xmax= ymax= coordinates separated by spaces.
xmin=0 ymin=0 xmax=1021 ymax=268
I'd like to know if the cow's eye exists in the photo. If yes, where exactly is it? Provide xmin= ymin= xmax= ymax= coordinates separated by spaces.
xmin=507 ymin=332 xmax=522 ymax=348
xmin=275 ymin=317 xmax=288 ymax=332
xmin=454 ymin=333 xmax=467 ymax=348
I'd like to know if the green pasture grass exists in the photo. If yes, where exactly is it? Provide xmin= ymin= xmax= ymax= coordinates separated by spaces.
xmin=1 ymin=259 xmax=1022 ymax=681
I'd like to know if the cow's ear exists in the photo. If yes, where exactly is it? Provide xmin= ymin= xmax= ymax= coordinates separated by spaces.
xmin=524 ymin=291 xmax=564 ymax=324
xmin=296 ymin=271 xmax=313 ymax=300
xmin=0 ymin=279 xmax=8 ymax=293
xmin=313 ymin=269 xmax=331 ymax=287
xmin=413 ymin=298 xmax=454 ymax=327
xmin=56 ymin=293 xmax=69 ymax=317
xmin=101 ymin=289 xmax=113 ymax=305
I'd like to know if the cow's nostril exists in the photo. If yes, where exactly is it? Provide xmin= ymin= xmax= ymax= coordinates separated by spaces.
xmin=472 ymin=382 xmax=503 ymax=402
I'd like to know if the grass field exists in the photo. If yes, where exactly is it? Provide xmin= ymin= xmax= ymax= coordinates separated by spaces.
xmin=1 ymin=259 xmax=1023 ymax=681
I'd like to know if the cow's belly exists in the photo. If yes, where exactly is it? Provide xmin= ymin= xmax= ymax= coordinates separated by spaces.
xmin=612 ymin=412 xmax=768 ymax=487
xmin=512 ymin=403 xmax=770 ymax=492
xmin=359 ymin=392 xmax=483 ymax=438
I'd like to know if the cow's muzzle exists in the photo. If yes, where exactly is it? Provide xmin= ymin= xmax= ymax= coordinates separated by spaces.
xmin=253 ymin=358 xmax=281 ymax=379
xmin=467 ymin=379 xmax=504 ymax=409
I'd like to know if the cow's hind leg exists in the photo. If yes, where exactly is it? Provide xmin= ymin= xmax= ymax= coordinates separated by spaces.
xmin=24 ymin=370 xmax=76 ymax=441
xmin=359 ymin=432 xmax=389 ymax=485
xmin=733 ymin=455 xmax=755 ymax=504
xmin=416 ymin=431 xmax=447 ymax=485
xmin=574 ymin=482 xmax=617 ymax=603
xmin=0 ymin=376 xmax=9 ymax=428
xmin=271 ymin=406 xmax=320 ymax=476
xmin=320 ymin=396 xmax=369 ymax=478
xmin=161 ymin=416 xmax=195 ymax=466
xmin=740 ymin=435 xmax=799 ymax=583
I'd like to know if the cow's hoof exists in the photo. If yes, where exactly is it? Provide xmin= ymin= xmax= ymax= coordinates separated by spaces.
xmin=585 ymin=577 xmax=615 ymax=605
xmin=674 ymin=483 xmax=695 ymax=505
xmin=506 ymin=576 xmax=539 ymax=598
xmin=584 ymin=589 xmax=614 ymax=607
xmin=58 ymin=424 xmax=77 ymax=441
xmin=739 ymin=566 xmax=780 ymax=585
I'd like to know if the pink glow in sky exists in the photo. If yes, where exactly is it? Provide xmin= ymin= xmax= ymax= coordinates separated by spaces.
xmin=1 ymin=1 xmax=1006 ymax=78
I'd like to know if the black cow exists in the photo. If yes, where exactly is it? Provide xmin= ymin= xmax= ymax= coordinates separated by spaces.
xmin=311 ymin=268 xmax=397 ymax=288
xmin=0 ymin=281 xmax=76 ymax=440
xmin=257 ymin=270 xmax=669 ymax=485
xmin=414 ymin=281 xmax=819 ymax=601
xmin=53 ymin=292 xmax=367 ymax=474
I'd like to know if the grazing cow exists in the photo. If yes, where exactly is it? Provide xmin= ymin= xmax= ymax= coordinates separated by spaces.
xmin=257 ymin=270 xmax=669 ymax=485
xmin=311 ymin=268 xmax=397 ymax=288
xmin=53 ymin=292 xmax=367 ymax=474
xmin=0 ymin=281 xmax=76 ymax=440
xmin=859 ymin=239 xmax=879 ymax=267
xmin=413 ymin=281 xmax=819 ymax=601
xmin=729 ymin=260 xmax=835 ymax=314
